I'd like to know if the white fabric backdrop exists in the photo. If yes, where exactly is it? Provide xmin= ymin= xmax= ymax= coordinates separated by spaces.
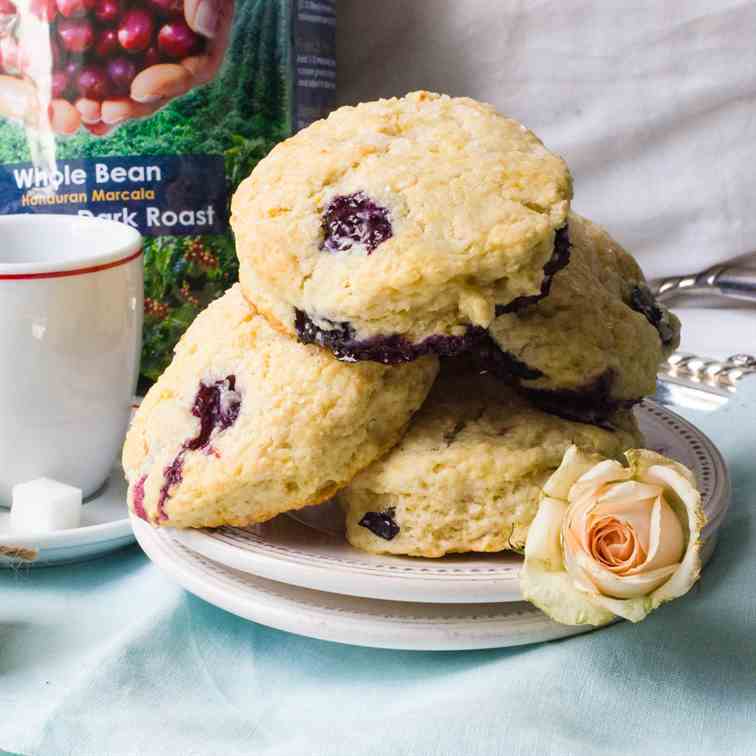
xmin=337 ymin=0 xmax=756 ymax=357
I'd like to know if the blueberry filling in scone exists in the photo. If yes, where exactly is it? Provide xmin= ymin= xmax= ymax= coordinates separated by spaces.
xmin=358 ymin=508 xmax=400 ymax=540
xmin=133 ymin=475 xmax=148 ymax=521
xmin=293 ymin=227 xmax=569 ymax=364
xmin=294 ymin=310 xmax=490 ymax=364
xmin=469 ymin=344 xmax=636 ymax=428
xmin=292 ymin=215 xmax=570 ymax=364
xmin=496 ymin=224 xmax=571 ymax=315
xmin=472 ymin=216 xmax=679 ymax=423
xmin=158 ymin=456 xmax=185 ymax=519
xmin=322 ymin=192 xmax=393 ymax=254
xmin=524 ymin=372 xmax=638 ymax=430
xmin=157 ymin=375 xmax=241 ymax=519
xmin=629 ymin=284 xmax=677 ymax=346
xmin=466 ymin=333 xmax=545 ymax=381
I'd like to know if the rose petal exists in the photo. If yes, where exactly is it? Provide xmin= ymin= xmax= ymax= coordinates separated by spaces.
xmin=628 ymin=449 xmax=697 ymax=489
xmin=574 ymin=548 xmax=679 ymax=599
xmin=585 ymin=593 xmax=651 ymax=623
xmin=569 ymin=460 xmax=631 ymax=504
xmin=591 ymin=496 xmax=655 ymax=555
xmin=590 ymin=517 xmax=645 ymax=571
xmin=631 ymin=494 xmax=684 ymax=573
xmin=522 ymin=496 xmax=566 ymax=570
xmin=592 ymin=520 xmax=629 ymax=563
xmin=542 ymin=445 xmax=605 ymax=500
xmin=629 ymin=456 xmax=705 ymax=608
xmin=563 ymin=528 xmax=603 ymax=594
xmin=521 ymin=488 xmax=615 ymax=626
xmin=576 ymin=459 xmax=629 ymax=485
xmin=566 ymin=497 xmax=595 ymax=553
xmin=520 ymin=561 xmax=616 ymax=627
xmin=598 ymin=480 xmax=662 ymax=505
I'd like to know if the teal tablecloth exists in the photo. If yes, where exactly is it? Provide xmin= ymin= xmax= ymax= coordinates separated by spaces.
xmin=3 ymin=380 xmax=756 ymax=756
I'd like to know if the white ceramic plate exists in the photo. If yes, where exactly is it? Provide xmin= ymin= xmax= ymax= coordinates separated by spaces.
xmin=133 ymin=517 xmax=600 ymax=650
xmin=172 ymin=401 xmax=729 ymax=603
xmin=0 ymin=463 xmax=134 ymax=567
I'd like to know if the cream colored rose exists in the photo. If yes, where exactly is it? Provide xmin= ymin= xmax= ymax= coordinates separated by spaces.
xmin=520 ymin=446 xmax=706 ymax=626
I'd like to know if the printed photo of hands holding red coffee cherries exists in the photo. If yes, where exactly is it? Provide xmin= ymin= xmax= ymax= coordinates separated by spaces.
xmin=0 ymin=0 xmax=233 ymax=135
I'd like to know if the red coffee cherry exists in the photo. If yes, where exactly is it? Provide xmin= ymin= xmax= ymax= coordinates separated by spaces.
xmin=118 ymin=7 xmax=154 ymax=53
xmin=142 ymin=44 xmax=160 ymax=66
xmin=51 ymin=70 xmax=70 ymax=98
xmin=50 ymin=38 xmax=64 ymax=68
xmin=85 ymin=121 xmax=114 ymax=136
xmin=157 ymin=19 xmax=200 ymax=59
xmin=93 ymin=0 xmax=121 ymax=24
xmin=94 ymin=27 xmax=119 ymax=57
xmin=64 ymin=58 xmax=82 ymax=80
xmin=58 ymin=18 xmax=95 ymax=53
xmin=77 ymin=64 xmax=110 ymax=99
xmin=56 ymin=0 xmax=87 ymax=18
xmin=106 ymin=56 xmax=138 ymax=95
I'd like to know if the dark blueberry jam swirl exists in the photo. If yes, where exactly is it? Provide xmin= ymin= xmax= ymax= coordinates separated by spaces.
xmin=468 ymin=333 xmax=545 ymax=381
xmin=524 ymin=371 xmax=638 ymax=430
xmin=158 ymin=457 xmax=185 ymax=519
xmin=322 ymin=191 xmax=393 ymax=254
xmin=187 ymin=375 xmax=242 ymax=450
xmin=157 ymin=375 xmax=241 ymax=520
xmin=132 ymin=475 xmax=148 ymax=521
xmin=629 ymin=284 xmax=677 ymax=347
xmin=467 ymin=343 xmax=637 ymax=428
xmin=359 ymin=508 xmax=400 ymax=540
xmin=496 ymin=224 xmax=571 ymax=315
xmin=295 ymin=309 xmax=488 ymax=364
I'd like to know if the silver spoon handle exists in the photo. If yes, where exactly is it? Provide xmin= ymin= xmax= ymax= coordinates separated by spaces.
xmin=652 ymin=264 xmax=756 ymax=303
xmin=662 ymin=352 xmax=756 ymax=389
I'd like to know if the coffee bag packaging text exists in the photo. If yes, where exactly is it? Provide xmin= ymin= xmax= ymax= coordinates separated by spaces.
xmin=0 ymin=0 xmax=336 ymax=386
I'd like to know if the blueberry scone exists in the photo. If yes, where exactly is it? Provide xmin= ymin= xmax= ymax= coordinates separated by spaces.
xmin=479 ymin=213 xmax=680 ymax=424
xmin=231 ymin=91 xmax=572 ymax=364
xmin=123 ymin=285 xmax=438 ymax=528
xmin=339 ymin=372 xmax=643 ymax=558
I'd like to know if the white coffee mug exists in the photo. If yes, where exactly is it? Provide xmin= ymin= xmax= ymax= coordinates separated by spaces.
xmin=0 ymin=214 xmax=143 ymax=505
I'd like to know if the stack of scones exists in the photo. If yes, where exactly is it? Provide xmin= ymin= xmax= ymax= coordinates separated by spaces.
xmin=124 ymin=91 xmax=679 ymax=558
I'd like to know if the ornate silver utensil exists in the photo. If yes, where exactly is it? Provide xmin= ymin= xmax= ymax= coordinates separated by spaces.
xmin=651 ymin=263 xmax=756 ymax=303
xmin=655 ymin=352 xmax=756 ymax=410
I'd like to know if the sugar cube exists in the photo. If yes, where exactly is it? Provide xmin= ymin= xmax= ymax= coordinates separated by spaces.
xmin=10 ymin=478 xmax=82 ymax=534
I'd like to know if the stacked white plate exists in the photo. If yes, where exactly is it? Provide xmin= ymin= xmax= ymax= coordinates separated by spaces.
xmin=132 ymin=398 xmax=730 ymax=650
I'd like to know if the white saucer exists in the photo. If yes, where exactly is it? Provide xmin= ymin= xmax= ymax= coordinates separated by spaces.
xmin=0 ymin=463 xmax=134 ymax=567
xmin=133 ymin=517 xmax=600 ymax=650
xmin=172 ymin=401 xmax=730 ymax=603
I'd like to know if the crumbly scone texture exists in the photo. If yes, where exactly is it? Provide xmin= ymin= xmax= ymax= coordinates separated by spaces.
xmin=232 ymin=90 xmax=572 ymax=345
xmin=123 ymin=285 xmax=438 ymax=528
xmin=339 ymin=372 xmax=643 ymax=557
xmin=489 ymin=213 xmax=681 ymax=400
